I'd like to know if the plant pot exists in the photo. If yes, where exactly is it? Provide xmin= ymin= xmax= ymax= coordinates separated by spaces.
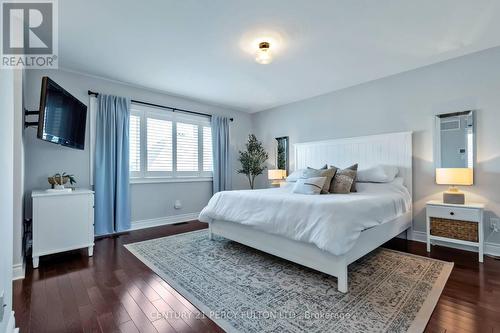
xmin=48 ymin=176 xmax=69 ymax=187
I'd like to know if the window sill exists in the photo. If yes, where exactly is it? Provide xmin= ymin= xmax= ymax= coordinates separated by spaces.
xmin=130 ymin=177 xmax=213 ymax=184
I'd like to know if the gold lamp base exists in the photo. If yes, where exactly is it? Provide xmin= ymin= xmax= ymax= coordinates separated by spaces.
xmin=443 ymin=186 xmax=465 ymax=205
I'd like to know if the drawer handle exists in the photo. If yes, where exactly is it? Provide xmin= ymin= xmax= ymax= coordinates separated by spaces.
xmin=449 ymin=212 xmax=455 ymax=216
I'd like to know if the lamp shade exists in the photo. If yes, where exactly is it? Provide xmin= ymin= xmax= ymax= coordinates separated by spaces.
xmin=436 ymin=168 xmax=473 ymax=186
xmin=268 ymin=169 xmax=286 ymax=180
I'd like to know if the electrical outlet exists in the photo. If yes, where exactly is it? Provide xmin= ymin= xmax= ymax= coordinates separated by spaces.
xmin=490 ymin=217 xmax=500 ymax=232
xmin=174 ymin=200 xmax=182 ymax=210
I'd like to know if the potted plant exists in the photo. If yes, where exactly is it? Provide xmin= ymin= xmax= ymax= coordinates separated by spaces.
xmin=237 ymin=134 xmax=269 ymax=189
xmin=48 ymin=172 xmax=77 ymax=190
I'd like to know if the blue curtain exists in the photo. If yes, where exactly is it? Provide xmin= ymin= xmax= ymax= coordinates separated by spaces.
xmin=94 ymin=95 xmax=131 ymax=235
xmin=211 ymin=115 xmax=231 ymax=193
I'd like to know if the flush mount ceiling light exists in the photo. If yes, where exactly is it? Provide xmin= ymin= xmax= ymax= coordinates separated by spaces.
xmin=255 ymin=41 xmax=272 ymax=64
xmin=240 ymin=32 xmax=285 ymax=64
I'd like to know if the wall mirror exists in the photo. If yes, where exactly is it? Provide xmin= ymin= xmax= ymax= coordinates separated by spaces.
xmin=275 ymin=136 xmax=289 ymax=174
xmin=434 ymin=110 xmax=475 ymax=169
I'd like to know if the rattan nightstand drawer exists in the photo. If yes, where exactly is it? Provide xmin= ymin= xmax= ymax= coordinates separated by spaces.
xmin=430 ymin=217 xmax=478 ymax=242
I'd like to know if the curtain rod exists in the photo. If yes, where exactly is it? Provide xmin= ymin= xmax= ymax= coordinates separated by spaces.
xmin=87 ymin=90 xmax=233 ymax=122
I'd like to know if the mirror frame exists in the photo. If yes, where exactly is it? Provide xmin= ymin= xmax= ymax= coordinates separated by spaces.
xmin=275 ymin=136 xmax=289 ymax=174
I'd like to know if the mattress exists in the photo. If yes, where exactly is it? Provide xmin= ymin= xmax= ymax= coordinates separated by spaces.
xmin=198 ymin=180 xmax=411 ymax=256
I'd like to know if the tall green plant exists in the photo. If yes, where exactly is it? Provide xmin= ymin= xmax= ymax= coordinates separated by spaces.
xmin=237 ymin=134 xmax=269 ymax=189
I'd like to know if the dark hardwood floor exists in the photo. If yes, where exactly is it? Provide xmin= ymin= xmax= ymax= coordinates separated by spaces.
xmin=13 ymin=221 xmax=500 ymax=333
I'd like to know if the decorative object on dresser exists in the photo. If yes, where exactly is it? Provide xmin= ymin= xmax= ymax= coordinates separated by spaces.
xmin=434 ymin=110 xmax=475 ymax=204
xmin=426 ymin=200 xmax=484 ymax=262
xmin=31 ymin=189 xmax=95 ymax=268
xmin=267 ymin=169 xmax=286 ymax=186
xmin=47 ymin=172 xmax=77 ymax=191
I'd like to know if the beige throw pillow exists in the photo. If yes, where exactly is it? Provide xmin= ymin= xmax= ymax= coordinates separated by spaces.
xmin=330 ymin=169 xmax=356 ymax=194
xmin=329 ymin=164 xmax=358 ymax=193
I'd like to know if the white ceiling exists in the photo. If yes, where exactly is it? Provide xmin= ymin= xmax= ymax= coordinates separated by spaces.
xmin=60 ymin=0 xmax=500 ymax=112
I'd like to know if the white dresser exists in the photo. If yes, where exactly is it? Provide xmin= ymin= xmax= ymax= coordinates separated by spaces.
xmin=31 ymin=189 xmax=95 ymax=268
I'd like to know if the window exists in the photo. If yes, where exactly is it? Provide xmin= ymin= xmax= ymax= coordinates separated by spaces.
xmin=129 ymin=103 xmax=213 ymax=182
xmin=176 ymin=122 xmax=198 ymax=172
xmin=147 ymin=117 xmax=172 ymax=173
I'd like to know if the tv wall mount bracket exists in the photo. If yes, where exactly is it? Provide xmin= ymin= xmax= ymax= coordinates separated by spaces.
xmin=24 ymin=109 xmax=39 ymax=128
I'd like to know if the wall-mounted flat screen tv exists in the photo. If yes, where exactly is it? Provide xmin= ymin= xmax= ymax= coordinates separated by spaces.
xmin=37 ymin=76 xmax=87 ymax=150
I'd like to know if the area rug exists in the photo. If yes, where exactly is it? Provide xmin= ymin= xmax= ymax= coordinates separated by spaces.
xmin=125 ymin=230 xmax=453 ymax=333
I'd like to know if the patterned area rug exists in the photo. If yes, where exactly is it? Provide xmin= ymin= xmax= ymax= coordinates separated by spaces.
xmin=125 ymin=230 xmax=453 ymax=333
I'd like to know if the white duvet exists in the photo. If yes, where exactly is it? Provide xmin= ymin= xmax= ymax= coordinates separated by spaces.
xmin=198 ymin=181 xmax=411 ymax=256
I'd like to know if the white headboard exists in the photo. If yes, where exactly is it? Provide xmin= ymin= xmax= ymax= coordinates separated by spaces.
xmin=294 ymin=131 xmax=413 ymax=196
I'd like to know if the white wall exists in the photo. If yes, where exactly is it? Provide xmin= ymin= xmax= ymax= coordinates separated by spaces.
xmin=23 ymin=69 xmax=253 ymax=224
xmin=0 ymin=69 xmax=15 ymax=332
xmin=253 ymin=46 xmax=500 ymax=244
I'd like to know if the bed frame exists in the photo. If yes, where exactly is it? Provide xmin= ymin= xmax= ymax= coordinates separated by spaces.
xmin=209 ymin=131 xmax=413 ymax=293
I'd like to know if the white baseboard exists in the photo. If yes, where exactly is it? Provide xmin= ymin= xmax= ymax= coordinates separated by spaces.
xmin=410 ymin=230 xmax=427 ymax=243
xmin=131 ymin=212 xmax=200 ymax=231
xmin=12 ymin=261 xmax=25 ymax=280
xmin=410 ymin=230 xmax=500 ymax=257
xmin=7 ymin=311 xmax=18 ymax=333
xmin=485 ymin=242 xmax=500 ymax=257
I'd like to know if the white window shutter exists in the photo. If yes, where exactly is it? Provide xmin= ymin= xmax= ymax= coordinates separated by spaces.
xmin=176 ymin=122 xmax=199 ymax=173
xmin=146 ymin=117 xmax=173 ymax=174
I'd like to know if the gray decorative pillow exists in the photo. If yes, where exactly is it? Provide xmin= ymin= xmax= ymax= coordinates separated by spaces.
xmin=286 ymin=165 xmax=326 ymax=182
xmin=329 ymin=164 xmax=358 ymax=193
xmin=307 ymin=166 xmax=337 ymax=193
xmin=331 ymin=169 xmax=356 ymax=194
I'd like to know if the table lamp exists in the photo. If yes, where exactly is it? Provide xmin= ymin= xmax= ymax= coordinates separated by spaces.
xmin=435 ymin=168 xmax=473 ymax=204
xmin=268 ymin=169 xmax=287 ymax=186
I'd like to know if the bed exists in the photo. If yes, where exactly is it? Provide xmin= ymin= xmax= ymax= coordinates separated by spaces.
xmin=199 ymin=131 xmax=413 ymax=293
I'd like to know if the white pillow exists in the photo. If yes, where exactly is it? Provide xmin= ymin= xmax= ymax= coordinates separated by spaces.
xmin=292 ymin=177 xmax=326 ymax=195
xmin=357 ymin=165 xmax=399 ymax=183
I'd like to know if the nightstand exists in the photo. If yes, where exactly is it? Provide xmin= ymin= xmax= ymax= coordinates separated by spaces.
xmin=426 ymin=200 xmax=484 ymax=262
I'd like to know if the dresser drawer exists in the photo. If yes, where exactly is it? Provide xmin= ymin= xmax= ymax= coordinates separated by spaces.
xmin=427 ymin=205 xmax=480 ymax=222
